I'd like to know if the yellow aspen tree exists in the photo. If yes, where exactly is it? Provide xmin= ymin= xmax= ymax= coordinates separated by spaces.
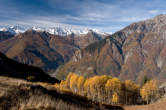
xmin=89 ymin=75 xmax=109 ymax=102
xmin=89 ymin=76 xmax=100 ymax=101
xmin=140 ymin=80 xmax=158 ymax=104
xmin=105 ymin=77 xmax=121 ymax=92
xmin=105 ymin=77 xmax=121 ymax=104
xmin=83 ymin=75 xmax=109 ymax=102
xmin=59 ymin=80 xmax=68 ymax=91
xmin=66 ymin=72 xmax=75 ymax=88
xmin=98 ymin=75 xmax=110 ymax=102
xmin=83 ymin=78 xmax=91 ymax=98
xmin=112 ymin=92 xmax=119 ymax=104
xmin=70 ymin=73 xmax=79 ymax=93
xmin=77 ymin=76 xmax=85 ymax=95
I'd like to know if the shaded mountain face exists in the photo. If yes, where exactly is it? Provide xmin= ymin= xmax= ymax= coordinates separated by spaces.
xmin=0 ymin=52 xmax=59 ymax=83
xmin=0 ymin=30 xmax=78 ymax=73
xmin=56 ymin=14 xmax=166 ymax=83
xmin=0 ymin=31 xmax=14 ymax=42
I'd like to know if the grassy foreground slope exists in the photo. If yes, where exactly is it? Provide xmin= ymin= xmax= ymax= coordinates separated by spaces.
xmin=0 ymin=76 xmax=124 ymax=110
xmin=124 ymin=98 xmax=166 ymax=110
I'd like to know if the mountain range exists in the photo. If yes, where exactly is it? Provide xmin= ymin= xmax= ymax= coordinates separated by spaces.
xmin=0 ymin=26 xmax=109 ymax=73
xmin=1 ymin=14 xmax=166 ymax=83
xmin=55 ymin=14 xmax=166 ymax=83
xmin=0 ymin=25 xmax=109 ymax=36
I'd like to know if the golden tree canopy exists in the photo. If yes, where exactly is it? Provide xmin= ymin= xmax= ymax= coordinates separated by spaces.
xmin=77 ymin=75 xmax=85 ymax=94
xmin=70 ymin=74 xmax=79 ymax=90
xmin=140 ymin=80 xmax=158 ymax=102
xmin=66 ymin=72 xmax=75 ymax=88
xmin=125 ymin=80 xmax=140 ymax=92
xmin=105 ymin=77 xmax=121 ymax=92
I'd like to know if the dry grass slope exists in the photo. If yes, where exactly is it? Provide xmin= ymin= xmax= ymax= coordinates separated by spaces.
xmin=0 ymin=76 xmax=124 ymax=110
xmin=124 ymin=98 xmax=166 ymax=110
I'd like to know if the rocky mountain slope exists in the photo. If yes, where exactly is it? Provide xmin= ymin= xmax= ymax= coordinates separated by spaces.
xmin=67 ymin=30 xmax=106 ymax=48
xmin=0 ymin=30 xmax=79 ymax=73
xmin=0 ymin=26 xmax=108 ymax=73
xmin=0 ymin=26 xmax=109 ymax=48
xmin=55 ymin=14 xmax=166 ymax=82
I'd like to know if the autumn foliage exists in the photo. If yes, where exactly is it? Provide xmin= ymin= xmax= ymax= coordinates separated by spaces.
xmin=140 ymin=80 xmax=159 ymax=104
xmin=55 ymin=72 xmax=160 ymax=105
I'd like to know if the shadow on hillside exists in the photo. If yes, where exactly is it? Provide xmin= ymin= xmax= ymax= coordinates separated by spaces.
xmin=0 ymin=52 xmax=60 ymax=84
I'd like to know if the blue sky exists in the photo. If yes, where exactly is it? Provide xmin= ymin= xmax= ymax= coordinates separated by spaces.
xmin=0 ymin=0 xmax=166 ymax=33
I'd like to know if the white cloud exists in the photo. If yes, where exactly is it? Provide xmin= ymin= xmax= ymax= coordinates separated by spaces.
xmin=149 ymin=10 xmax=159 ymax=14
xmin=111 ymin=16 xmax=150 ymax=22
xmin=0 ymin=0 xmax=164 ymax=33
xmin=96 ymin=26 xmax=124 ymax=33
xmin=0 ymin=16 xmax=91 ymax=30
xmin=61 ymin=0 xmax=153 ymax=24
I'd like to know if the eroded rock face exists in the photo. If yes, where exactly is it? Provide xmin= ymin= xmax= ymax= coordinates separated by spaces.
xmin=56 ymin=14 xmax=166 ymax=83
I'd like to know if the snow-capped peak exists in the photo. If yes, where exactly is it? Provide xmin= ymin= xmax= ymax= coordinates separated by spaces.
xmin=0 ymin=27 xmax=7 ymax=32
xmin=0 ymin=25 xmax=110 ymax=36
xmin=89 ymin=29 xmax=109 ymax=36
xmin=10 ymin=26 xmax=27 ymax=34
xmin=0 ymin=25 xmax=29 ymax=34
